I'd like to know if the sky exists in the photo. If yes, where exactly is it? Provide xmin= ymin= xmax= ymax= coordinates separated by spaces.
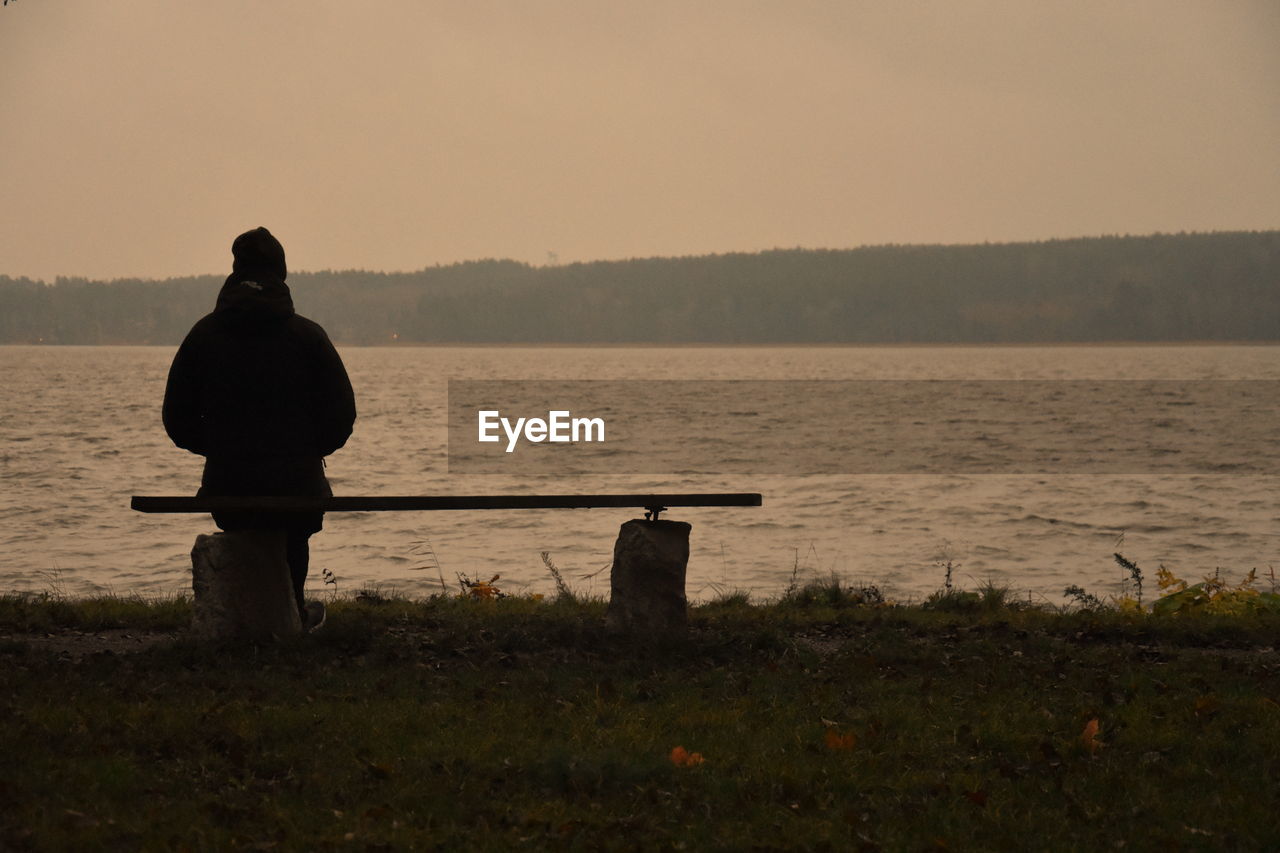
xmin=2 ymin=0 xmax=1278 ymax=282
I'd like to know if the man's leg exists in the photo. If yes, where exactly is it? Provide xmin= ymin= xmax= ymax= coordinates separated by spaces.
xmin=285 ymin=530 xmax=310 ymax=618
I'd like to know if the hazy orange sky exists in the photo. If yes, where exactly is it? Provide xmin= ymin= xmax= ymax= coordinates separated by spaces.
xmin=2 ymin=1 xmax=1277 ymax=281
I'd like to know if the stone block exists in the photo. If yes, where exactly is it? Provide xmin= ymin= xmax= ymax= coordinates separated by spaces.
xmin=190 ymin=530 xmax=301 ymax=642
xmin=606 ymin=519 xmax=691 ymax=633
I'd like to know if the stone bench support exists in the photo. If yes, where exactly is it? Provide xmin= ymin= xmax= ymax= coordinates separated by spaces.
xmin=190 ymin=530 xmax=301 ymax=642
xmin=606 ymin=519 xmax=691 ymax=634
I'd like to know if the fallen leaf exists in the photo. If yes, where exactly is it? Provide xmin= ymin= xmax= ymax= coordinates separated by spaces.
xmin=62 ymin=809 xmax=99 ymax=829
xmin=824 ymin=729 xmax=857 ymax=751
xmin=963 ymin=790 xmax=989 ymax=808
xmin=669 ymin=746 xmax=705 ymax=767
xmin=1080 ymin=718 xmax=1102 ymax=756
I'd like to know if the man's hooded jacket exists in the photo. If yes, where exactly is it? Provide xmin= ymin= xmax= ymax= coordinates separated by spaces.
xmin=163 ymin=228 xmax=356 ymax=500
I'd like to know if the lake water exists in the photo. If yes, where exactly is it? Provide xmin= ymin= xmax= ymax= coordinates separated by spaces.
xmin=2 ymin=345 xmax=1278 ymax=604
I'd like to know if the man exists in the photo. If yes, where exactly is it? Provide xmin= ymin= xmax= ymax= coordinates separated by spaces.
xmin=163 ymin=227 xmax=356 ymax=629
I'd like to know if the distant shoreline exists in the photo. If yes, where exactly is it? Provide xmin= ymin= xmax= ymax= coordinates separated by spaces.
xmin=7 ymin=234 xmax=1278 ymax=344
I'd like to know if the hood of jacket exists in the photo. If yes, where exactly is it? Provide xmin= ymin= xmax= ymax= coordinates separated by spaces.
xmin=213 ymin=272 xmax=296 ymax=334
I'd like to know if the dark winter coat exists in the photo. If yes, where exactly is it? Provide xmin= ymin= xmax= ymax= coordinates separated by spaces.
xmin=163 ymin=272 xmax=356 ymax=530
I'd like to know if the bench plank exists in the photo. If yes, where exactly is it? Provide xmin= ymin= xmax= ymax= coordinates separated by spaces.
xmin=131 ymin=494 xmax=762 ymax=513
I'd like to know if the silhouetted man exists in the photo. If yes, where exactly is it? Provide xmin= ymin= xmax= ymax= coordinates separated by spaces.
xmin=163 ymin=227 xmax=356 ymax=629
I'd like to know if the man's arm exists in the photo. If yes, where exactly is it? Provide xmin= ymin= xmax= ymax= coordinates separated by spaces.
xmin=313 ymin=328 xmax=357 ymax=457
xmin=162 ymin=334 xmax=207 ymax=455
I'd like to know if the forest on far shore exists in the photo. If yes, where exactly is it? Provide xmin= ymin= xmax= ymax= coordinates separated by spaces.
xmin=1 ymin=231 xmax=1277 ymax=345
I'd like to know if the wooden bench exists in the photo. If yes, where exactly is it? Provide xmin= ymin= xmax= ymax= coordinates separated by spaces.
xmin=131 ymin=493 xmax=761 ymax=517
xmin=132 ymin=493 xmax=762 ymax=640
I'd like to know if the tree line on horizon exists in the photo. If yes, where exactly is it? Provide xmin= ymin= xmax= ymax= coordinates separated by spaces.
xmin=1 ymin=231 xmax=1277 ymax=345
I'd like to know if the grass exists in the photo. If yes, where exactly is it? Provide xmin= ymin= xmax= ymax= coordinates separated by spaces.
xmin=2 ymin=588 xmax=1280 ymax=850
xmin=0 ymin=591 xmax=192 ymax=634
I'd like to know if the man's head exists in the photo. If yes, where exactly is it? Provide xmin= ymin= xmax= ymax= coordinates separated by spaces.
xmin=231 ymin=227 xmax=287 ymax=280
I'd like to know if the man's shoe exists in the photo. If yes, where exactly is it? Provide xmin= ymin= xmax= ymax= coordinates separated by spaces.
xmin=302 ymin=600 xmax=327 ymax=633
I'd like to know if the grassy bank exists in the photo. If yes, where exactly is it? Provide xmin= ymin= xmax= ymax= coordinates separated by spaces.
xmin=2 ymin=587 xmax=1279 ymax=851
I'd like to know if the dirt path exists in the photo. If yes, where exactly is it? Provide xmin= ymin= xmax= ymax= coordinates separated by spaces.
xmin=1 ymin=629 xmax=183 ymax=659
